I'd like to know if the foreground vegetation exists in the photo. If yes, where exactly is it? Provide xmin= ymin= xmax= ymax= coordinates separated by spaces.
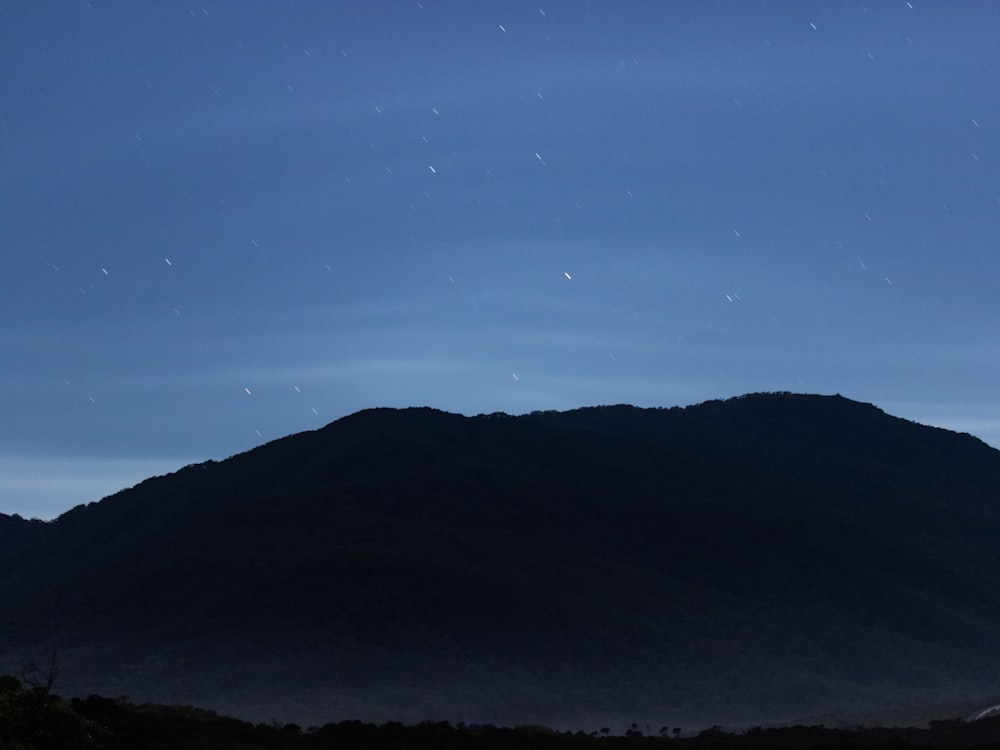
xmin=5 ymin=674 xmax=1000 ymax=750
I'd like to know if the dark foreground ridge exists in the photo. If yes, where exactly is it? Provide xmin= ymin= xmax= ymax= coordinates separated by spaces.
xmin=5 ymin=674 xmax=1000 ymax=750
xmin=2 ymin=392 xmax=1000 ymax=729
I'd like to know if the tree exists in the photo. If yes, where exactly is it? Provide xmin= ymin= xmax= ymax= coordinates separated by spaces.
xmin=19 ymin=651 xmax=59 ymax=695
xmin=0 ymin=672 xmax=108 ymax=750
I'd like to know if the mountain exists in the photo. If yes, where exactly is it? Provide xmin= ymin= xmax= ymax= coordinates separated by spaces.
xmin=2 ymin=392 xmax=1000 ymax=730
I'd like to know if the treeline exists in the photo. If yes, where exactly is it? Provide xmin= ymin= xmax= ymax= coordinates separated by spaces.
xmin=5 ymin=673 xmax=1000 ymax=750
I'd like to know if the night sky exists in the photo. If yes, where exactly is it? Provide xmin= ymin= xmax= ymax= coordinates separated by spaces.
xmin=3 ymin=1 xmax=999 ymax=519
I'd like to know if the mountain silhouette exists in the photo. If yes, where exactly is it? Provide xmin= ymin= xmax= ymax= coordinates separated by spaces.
xmin=2 ymin=392 xmax=999 ymax=730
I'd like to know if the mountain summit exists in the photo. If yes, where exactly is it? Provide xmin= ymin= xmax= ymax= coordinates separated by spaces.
xmin=2 ymin=393 xmax=999 ymax=729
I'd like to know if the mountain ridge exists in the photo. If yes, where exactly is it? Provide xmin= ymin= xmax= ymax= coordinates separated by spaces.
xmin=2 ymin=392 xmax=999 ymax=729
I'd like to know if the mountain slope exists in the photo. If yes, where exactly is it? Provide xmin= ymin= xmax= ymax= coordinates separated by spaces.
xmin=2 ymin=392 xmax=1000 ymax=729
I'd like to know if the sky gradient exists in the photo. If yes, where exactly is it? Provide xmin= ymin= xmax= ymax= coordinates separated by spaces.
xmin=3 ymin=1 xmax=999 ymax=519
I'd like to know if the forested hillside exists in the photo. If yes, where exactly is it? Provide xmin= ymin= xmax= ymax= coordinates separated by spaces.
xmin=2 ymin=393 xmax=999 ymax=729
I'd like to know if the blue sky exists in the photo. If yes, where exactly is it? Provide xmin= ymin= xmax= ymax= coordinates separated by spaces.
xmin=2 ymin=1 xmax=999 ymax=519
